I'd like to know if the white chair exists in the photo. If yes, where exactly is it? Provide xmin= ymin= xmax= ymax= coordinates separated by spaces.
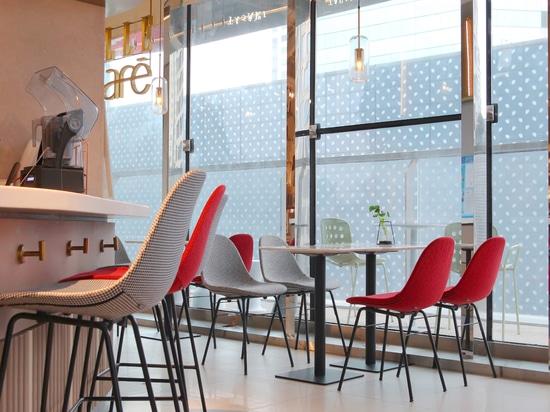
xmin=500 ymin=244 xmax=521 ymax=339
xmin=321 ymin=217 xmax=389 ymax=322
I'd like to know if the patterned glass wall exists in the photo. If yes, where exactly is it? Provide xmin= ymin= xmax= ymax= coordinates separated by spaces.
xmin=106 ymin=1 xmax=547 ymax=345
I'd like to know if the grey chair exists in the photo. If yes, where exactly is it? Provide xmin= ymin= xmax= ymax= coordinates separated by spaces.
xmin=0 ymin=169 xmax=206 ymax=412
xmin=200 ymin=234 xmax=294 ymax=375
xmin=259 ymin=235 xmax=347 ymax=362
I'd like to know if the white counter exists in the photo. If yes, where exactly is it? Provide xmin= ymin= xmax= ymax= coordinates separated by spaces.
xmin=0 ymin=186 xmax=150 ymax=409
xmin=0 ymin=185 xmax=149 ymax=219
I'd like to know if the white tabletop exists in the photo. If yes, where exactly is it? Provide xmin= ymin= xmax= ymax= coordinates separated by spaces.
xmin=260 ymin=242 xmax=426 ymax=256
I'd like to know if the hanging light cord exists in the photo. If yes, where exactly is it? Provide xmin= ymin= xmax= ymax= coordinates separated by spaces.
xmin=357 ymin=0 xmax=361 ymax=48
xmin=158 ymin=0 xmax=162 ymax=85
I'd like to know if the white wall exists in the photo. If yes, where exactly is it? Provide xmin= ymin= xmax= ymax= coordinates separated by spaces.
xmin=0 ymin=0 xmax=106 ymax=196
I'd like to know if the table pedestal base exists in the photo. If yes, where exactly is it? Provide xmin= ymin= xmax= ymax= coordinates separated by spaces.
xmin=330 ymin=358 xmax=400 ymax=373
xmin=275 ymin=368 xmax=363 ymax=385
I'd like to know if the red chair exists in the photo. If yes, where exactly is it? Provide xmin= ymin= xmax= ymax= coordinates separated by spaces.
xmin=59 ymin=185 xmax=227 ymax=412
xmin=435 ymin=236 xmax=506 ymax=386
xmin=229 ymin=233 xmax=254 ymax=271
xmin=337 ymin=236 xmax=455 ymax=402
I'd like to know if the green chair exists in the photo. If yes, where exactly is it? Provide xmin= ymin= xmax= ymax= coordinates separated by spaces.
xmin=320 ymin=217 xmax=389 ymax=323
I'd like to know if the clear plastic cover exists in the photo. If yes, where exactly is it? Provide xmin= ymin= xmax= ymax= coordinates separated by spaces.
xmin=26 ymin=66 xmax=98 ymax=142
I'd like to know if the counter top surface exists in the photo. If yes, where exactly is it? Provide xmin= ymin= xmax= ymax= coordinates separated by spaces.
xmin=0 ymin=186 xmax=149 ymax=219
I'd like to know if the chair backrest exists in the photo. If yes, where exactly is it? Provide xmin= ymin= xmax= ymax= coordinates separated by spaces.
xmin=444 ymin=236 xmax=506 ymax=304
xmin=444 ymin=222 xmax=462 ymax=275
xmin=169 ymin=185 xmax=227 ymax=293
xmin=230 ymin=233 xmax=254 ymax=271
xmin=320 ymin=217 xmax=362 ymax=266
xmin=201 ymin=234 xmax=254 ymax=289
xmin=259 ymin=235 xmax=308 ymax=284
xmin=114 ymin=236 xmax=132 ymax=265
xmin=501 ymin=243 xmax=520 ymax=270
xmin=390 ymin=236 xmax=455 ymax=312
xmin=445 ymin=222 xmax=498 ymax=275
xmin=117 ymin=169 xmax=205 ymax=312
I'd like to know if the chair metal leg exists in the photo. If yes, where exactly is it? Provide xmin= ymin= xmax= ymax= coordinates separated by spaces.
xmin=302 ymin=293 xmax=310 ymax=363
xmin=273 ymin=298 xmax=294 ymax=368
xmin=179 ymin=291 xmax=207 ymax=412
xmin=379 ymin=313 xmax=392 ymax=381
xmin=419 ymin=310 xmax=446 ymax=394
xmin=449 ymin=308 xmax=468 ymax=386
xmin=62 ymin=316 xmax=84 ymax=412
xmin=261 ymin=298 xmax=278 ymax=355
xmin=239 ymin=298 xmax=249 ymax=375
xmin=471 ymin=303 xmax=497 ymax=378
xmin=328 ymin=290 xmax=347 ymax=356
xmin=153 ymin=304 xmax=184 ymax=412
xmin=40 ymin=322 xmax=55 ymax=412
xmin=337 ymin=306 xmax=366 ymax=391
xmin=202 ymin=299 xmax=223 ymax=365
xmin=395 ymin=315 xmax=414 ymax=402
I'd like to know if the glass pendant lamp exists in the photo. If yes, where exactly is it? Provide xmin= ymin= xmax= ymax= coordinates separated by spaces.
xmin=151 ymin=76 xmax=168 ymax=114
xmin=151 ymin=0 xmax=168 ymax=115
xmin=349 ymin=0 xmax=369 ymax=83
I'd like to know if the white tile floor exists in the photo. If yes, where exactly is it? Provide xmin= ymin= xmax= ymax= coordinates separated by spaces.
xmin=93 ymin=325 xmax=550 ymax=412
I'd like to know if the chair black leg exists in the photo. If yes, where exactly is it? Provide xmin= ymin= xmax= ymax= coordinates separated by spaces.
xmin=154 ymin=304 xmax=183 ymax=412
xmin=238 ymin=298 xmax=249 ymax=375
xmin=261 ymin=298 xmax=277 ymax=355
xmin=471 ymin=303 xmax=497 ymax=378
xmin=62 ymin=317 xmax=84 ymax=412
xmin=420 ymin=310 xmax=447 ymax=394
xmin=262 ymin=296 xmax=281 ymax=355
xmin=202 ymin=299 xmax=223 ymax=365
xmin=328 ymin=291 xmax=347 ymax=356
xmin=273 ymin=298 xmax=294 ymax=367
xmin=302 ymin=293 xmax=310 ymax=363
xmin=40 ymin=322 xmax=55 ymax=412
xmin=337 ymin=306 xmax=366 ymax=391
xmin=180 ymin=291 xmax=207 ymax=412
xmin=397 ymin=313 xmax=417 ymax=378
xmin=295 ymin=294 xmax=303 ymax=349
xmin=165 ymin=296 xmax=190 ymax=412
xmin=379 ymin=313 xmax=390 ymax=382
xmin=96 ymin=322 xmax=124 ymax=412
xmin=449 ymin=308 xmax=468 ymax=386
xmin=395 ymin=316 xmax=414 ymax=402
xmin=0 ymin=313 xmax=23 ymax=401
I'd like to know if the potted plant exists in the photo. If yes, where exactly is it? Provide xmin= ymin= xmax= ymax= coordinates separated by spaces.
xmin=369 ymin=204 xmax=394 ymax=245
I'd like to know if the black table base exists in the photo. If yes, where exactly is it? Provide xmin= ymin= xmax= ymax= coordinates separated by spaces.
xmin=275 ymin=367 xmax=363 ymax=385
xmin=329 ymin=358 xmax=400 ymax=373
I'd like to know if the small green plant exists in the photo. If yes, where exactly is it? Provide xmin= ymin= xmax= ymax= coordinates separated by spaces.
xmin=369 ymin=205 xmax=390 ymax=236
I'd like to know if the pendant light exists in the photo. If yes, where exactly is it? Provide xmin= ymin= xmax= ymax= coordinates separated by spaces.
xmin=349 ymin=0 xmax=369 ymax=83
xmin=151 ymin=0 xmax=168 ymax=114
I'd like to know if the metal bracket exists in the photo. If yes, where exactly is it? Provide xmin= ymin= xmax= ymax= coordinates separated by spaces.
xmin=100 ymin=237 xmax=119 ymax=253
xmin=67 ymin=238 xmax=89 ymax=256
xmin=309 ymin=124 xmax=320 ymax=140
xmin=17 ymin=241 xmax=46 ymax=263
xmin=182 ymin=139 xmax=194 ymax=153
xmin=487 ymin=103 xmax=498 ymax=124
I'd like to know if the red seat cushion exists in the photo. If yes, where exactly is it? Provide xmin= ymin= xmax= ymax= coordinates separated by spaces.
xmin=59 ymin=265 xmax=129 ymax=283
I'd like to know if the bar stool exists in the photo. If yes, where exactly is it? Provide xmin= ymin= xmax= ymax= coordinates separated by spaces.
xmin=0 ymin=169 xmax=205 ymax=411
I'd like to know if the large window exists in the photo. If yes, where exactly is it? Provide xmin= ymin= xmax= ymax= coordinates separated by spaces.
xmin=107 ymin=0 xmax=548 ymax=348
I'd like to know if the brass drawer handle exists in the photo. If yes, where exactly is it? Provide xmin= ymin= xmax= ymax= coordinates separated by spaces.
xmin=66 ymin=238 xmax=89 ymax=256
xmin=100 ymin=237 xmax=119 ymax=253
xmin=17 ymin=241 xmax=46 ymax=263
